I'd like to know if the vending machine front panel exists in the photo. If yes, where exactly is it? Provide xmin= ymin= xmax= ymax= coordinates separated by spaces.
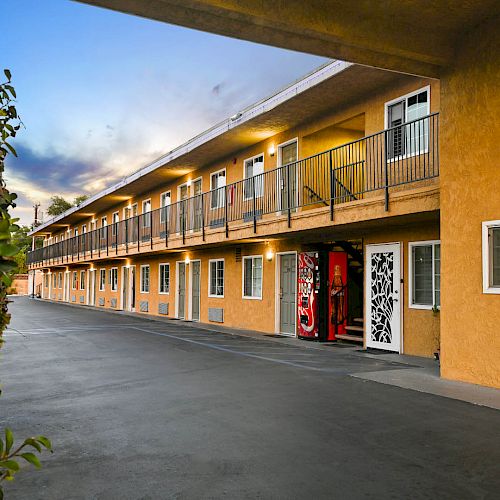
xmin=297 ymin=252 xmax=319 ymax=338
xmin=328 ymin=251 xmax=348 ymax=341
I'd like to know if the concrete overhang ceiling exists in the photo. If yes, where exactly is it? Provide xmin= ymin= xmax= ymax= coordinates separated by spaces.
xmin=76 ymin=0 xmax=499 ymax=78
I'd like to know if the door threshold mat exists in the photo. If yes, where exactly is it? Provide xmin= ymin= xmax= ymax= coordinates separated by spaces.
xmin=323 ymin=342 xmax=357 ymax=348
xmin=357 ymin=348 xmax=396 ymax=355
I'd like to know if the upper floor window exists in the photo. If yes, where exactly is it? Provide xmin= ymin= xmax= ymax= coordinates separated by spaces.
xmin=142 ymin=200 xmax=151 ymax=228
xmin=409 ymin=241 xmax=440 ymax=309
xmin=244 ymin=154 xmax=264 ymax=200
xmin=483 ymin=220 xmax=500 ymax=294
xmin=210 ymin=170 xmax=226 ymax=209
xmin=100 ymin=217 xmax=107 ymax=238
xmin=111 ymin=212 xmax=119 ymax=236
xmin=160 ymin=192 xmax=171 ymax=224
xmin=386 ymin=87 xmax=430 ymax=159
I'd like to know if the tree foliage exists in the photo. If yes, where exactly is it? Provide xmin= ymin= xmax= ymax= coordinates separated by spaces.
xmin=73 ymin=194 xmax=89 ymax=206
xmin=46 ymin=195 xmax=72 ymax=216
xmin=0 ymin=69 xmax=52 ymax=497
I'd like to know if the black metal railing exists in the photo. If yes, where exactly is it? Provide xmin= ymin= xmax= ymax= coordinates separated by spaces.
xmin=28 ymin=113 xmax=439 ymax=266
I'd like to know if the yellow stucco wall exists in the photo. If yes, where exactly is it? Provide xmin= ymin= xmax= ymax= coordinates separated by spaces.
xmin=42 ymin=217 xmax=440 ymax=358
xmin=439 ymin=17 xmax=500 ymax=388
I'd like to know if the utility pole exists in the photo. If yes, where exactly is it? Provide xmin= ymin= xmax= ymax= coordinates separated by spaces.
xmin=30 ymin=203 xmax=41 ymax=297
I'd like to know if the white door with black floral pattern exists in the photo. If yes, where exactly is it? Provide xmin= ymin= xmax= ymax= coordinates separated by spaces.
xmin=365 ymin=243 xmax=401 ymax=352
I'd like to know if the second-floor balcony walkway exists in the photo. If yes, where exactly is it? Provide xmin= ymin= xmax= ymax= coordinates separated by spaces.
xmin=28 ymin=113 xmax=439 ymax=267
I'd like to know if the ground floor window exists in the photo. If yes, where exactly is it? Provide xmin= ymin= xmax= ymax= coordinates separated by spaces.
xmin=72 ymin=271 xmax=78 ymax=290
xmin=483 ymin=220 xmax=500 ymax=293
xmin=159 ymin=263 xmax=170 ymax=294
xmin=99 ymin=269 xmax=106 ymax=291
xmin=44 ymin=274 xmax=49 ymax=288
xmin=58 ymin=272 xmax=62 ymax=288
xmin=140 ymin=265 xmax=150 ymax=293
xmin=243 ymin=256 xmax=262 ymax=299
xmin=80 ymin=270 xmax=86 ymax=290
xmin=110 ymin=268 xmax=118 ymax=291
xmin=409 ymin=241 xmax=440 ymax=308
xmin=209 ymin=259 xmax=224 ymax=297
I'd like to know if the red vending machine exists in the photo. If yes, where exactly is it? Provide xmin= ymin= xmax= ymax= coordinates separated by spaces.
xmin=297 ymin=251 xmax=348 ymax=341
xmin=297 ymin=252 xmax=320 ymax=338
xmin=327 ymin=252 xmax=348 ymax=341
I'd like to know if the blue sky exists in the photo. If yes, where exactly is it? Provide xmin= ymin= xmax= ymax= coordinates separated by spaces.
xmin=4 ymin=0 xmax=328 ymax=226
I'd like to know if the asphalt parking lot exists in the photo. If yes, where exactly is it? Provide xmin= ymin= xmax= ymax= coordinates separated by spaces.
xmin=2 ymin=297 xmax=500 ymax=499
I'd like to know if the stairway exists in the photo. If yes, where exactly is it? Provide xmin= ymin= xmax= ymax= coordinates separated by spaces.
xmin=336 ymin=317 xmax=364 ymax=343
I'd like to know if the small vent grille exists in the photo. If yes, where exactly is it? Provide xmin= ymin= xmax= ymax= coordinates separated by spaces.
xmin=79 ymin=296 xmax=85 ymax=303
xmin=98 ymin=297 xmax=105 ymax=306
xmin=208 ymin=307 xmax=224 ymax=323
xmin=139 ymin=301 xmax=149 ymax=313
xmin=158 ymin=302 xmax=169 ymax=315
xmin=235 ymin=247 xmax=242 ymax=262
xmin=110 ymin=298 xmax=117 ymax=308
xmin=71 ymin=295 xmax=76 ymax=302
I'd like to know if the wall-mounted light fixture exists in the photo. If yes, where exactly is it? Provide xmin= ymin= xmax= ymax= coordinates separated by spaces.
xmin=268 ymin=144 xmax=276 ymax=157
xmin=187 ymin=179 xmax=192 ymax=188
xmin=266 ymin=249 xmax=274 ymax=262
xmin=185 ymin=256 xmax=190 ymax=265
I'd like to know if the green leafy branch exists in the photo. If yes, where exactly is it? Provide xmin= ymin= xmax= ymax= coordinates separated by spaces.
xmin=0 ymin=430 xmax=52 ymax=489
xmin=0 ymin=69 xmax=52 ymax=497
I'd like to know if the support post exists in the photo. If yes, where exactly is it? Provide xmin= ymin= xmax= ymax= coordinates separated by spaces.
xmin=329 ymin=150 xmax=334 ymax=221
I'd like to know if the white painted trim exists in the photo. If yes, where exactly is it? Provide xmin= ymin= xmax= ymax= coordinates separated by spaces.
xmin=175 ymin=261 xmax=187 ymax=319
xmin=274 ymin=251 xmax=298 ymax=337
xmin=188 ymin=259 xmax=201 ymax=321
xmin=482 ymin=220 xmax=500 ymax=294
xmin=99 ymin=268 xmax=106 ymax=291
xmin=365 ymin=242 xmax=402 ymax=353
xmin=384 ymin=85 xmax=431 ymax=128
xmin=276 ymin=138 xmax=299 ymax=214
xmin=110 ymin=267 xmax=119 ymax=292
xmin=243 ymin=153 xmax=265 ymax=201
xmin=242 ymin=255 xmax=263 ymax=300
xmin=208 ymin=258 xmax=225 ymax=298
xmin=209 ymin=168 xmax=226 ymax=210
xmin=158 ymin=262 xmax=170 ymax=295
xmin=139 ymin=264 xmax=150 ymax=294
xmin=30 ymin=61 xmax=352 ymax=237
xmin=408 ymin=240 xmax=441 ymax=309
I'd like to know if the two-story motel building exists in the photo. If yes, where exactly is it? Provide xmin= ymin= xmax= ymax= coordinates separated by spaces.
xmin=29 ymin=61 xmax=446 ymax=363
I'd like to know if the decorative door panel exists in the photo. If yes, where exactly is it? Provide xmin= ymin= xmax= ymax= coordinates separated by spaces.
xmin=365 ymin=243 xmax=401 ymax=352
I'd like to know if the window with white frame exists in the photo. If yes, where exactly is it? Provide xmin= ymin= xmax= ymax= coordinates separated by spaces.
xmin=210 ymin=170 xmax=226 ymax=209
xmin=44 ymin=274 xmax=49 ymax=288
xmin=409 ymin=241 xmax=440 ymax=308
xmin=100 ymin=217 xmax=107 ymax=238
xmin=386 ymin=87 xmax=430 ymax=159
xmin=99 ymin=269 xmax=106 ymax=291
xmin=160 ymin=192 xmax=171 ymax=224
xmin=159 ymin=263 xmax=170 ymax=294
xmin=243 ymin=256 xmax=263 ymax=299
xmin=111 ymin=212 xmax=119 ymax=236
xmin=74 ymin=228 xmax=79 ymax=238
xmin=58 ymin=272 xmax=62 ymax=289
xmin=244 ymin=154 xmax=264 ymax=200
xmin=209 ymin=259 xmax=224 ymax=297
xmin=140 ymin=265 xmax=150 ymax=293
xmin=110 ymin=268 xmax=118 ymax=291
xmin=72 ymin=271 xmax=78 ymax=290
xmin=80 ymin=270 xmax=86 ymax=290
xmin=142 ymin=200 xmax=151 ymax=228
xmin=52 ymin=273 xmax=57 ymax=288
xmin=482 ymin=220 xmax=500 ymax=293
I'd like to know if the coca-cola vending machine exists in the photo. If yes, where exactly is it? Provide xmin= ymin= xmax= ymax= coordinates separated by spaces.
xmin=297 ymin=251 xmax=348 ymax=341
xmin=297 ymin=252 xmax=320 ymax=338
